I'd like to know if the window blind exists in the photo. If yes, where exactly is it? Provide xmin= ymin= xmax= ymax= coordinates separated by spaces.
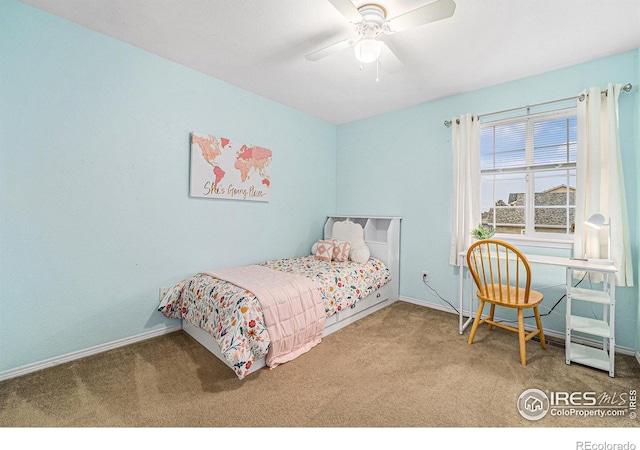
xmin=481 ymin=112 xmax=577 ymax=174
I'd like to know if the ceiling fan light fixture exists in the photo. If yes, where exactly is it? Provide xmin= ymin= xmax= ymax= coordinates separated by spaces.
xmin=354 ymin=38 xmax=382 ymax=63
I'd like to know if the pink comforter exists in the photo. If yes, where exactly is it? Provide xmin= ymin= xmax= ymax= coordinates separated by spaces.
xmin=203 ymin=264 xmax=326 ymax=368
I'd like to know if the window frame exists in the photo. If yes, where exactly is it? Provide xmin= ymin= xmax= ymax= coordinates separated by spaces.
xmin=479 ymin=107 xmax=578 ymax=250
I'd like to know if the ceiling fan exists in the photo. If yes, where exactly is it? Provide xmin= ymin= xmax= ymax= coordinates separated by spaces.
xmin=305 ymin=0 xmax=456 ymax=73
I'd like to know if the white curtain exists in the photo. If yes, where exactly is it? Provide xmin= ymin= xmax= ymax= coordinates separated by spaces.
xmin=449 ymin=114 xmax=480 ymax=266
xmin=574 ymin=84 xmax=634 ymax=286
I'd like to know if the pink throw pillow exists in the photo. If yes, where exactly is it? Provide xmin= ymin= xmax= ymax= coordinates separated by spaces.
xmin=332 ymin=240 xmax=351 ymax=262
xmin=314 ymin=240 xmax=334 ymax=261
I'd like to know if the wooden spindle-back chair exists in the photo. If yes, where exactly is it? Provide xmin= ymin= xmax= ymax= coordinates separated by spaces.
xmin=466 ymin=239 xmax=546 ymax=366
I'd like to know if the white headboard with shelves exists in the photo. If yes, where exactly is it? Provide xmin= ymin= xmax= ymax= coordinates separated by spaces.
xmin=323 ymin=215 xmax=401 ymax=301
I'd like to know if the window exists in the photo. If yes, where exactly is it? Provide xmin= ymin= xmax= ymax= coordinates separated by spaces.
xmin=480 ymin=109 xmax=577 ymax=242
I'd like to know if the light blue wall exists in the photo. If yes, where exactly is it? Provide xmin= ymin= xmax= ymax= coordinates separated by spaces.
xmin=2 ymin=0 xmax=638 ymax=377
xmin=337 ymin=50 xmax=640 ymax=349
xmin=0 ymin=1 xmax=337 ymax=372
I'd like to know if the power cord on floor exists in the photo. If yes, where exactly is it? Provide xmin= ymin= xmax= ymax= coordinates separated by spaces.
xmin=422 ymin=272 xmax=587 ymax=322
xmin=423 ymin=279 xmax=459 ymax=315
xmin=488 ymin=272 xmax=587 ymax=325
xmin=524 ymin=272 xmax=587 ymax=319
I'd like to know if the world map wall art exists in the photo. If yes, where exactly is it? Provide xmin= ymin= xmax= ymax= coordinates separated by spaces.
xmin=190 ymin=132 xmax=272 ymax=202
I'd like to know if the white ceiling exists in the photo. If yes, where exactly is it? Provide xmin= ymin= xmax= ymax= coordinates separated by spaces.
xmin=18 ymin=0 xmax=640 ymax=125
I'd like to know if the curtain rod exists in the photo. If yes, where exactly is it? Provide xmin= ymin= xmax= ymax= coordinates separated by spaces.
xmin=444 ymin=83 xmax=633 ymax=127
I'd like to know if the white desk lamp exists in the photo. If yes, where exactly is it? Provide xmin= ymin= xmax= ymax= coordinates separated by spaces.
xmin=584 ymin=213 xmax=613 ymax=264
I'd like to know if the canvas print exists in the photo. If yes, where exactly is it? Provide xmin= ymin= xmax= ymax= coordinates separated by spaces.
xmin=190 ymin=132 xmax=272 ymax=202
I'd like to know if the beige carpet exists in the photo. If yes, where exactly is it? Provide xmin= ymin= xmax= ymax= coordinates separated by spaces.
xmin=1 ymin=301 xmax=639 ymax=428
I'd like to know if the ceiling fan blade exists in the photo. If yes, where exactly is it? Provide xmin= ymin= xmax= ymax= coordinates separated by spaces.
xmin=386 ymin=0 xmax=456 ymax=33
xmin=378 ymin=43 xmax=403 ymax=74
xmin=328 ymin=0 xmax=363 ymax=23
xmin=305 ymin=37 xmax=357 ymax=61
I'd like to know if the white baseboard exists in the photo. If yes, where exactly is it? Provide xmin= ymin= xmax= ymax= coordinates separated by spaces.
xmin=400 ymin=295 xmax=458 ymax=315
xmin=399 ymin=296 xmax=637 ymax=357
xmin=2 ymin=300 xmax=637 ymax=382
xmin=0 ymin=324 xmax=182 ymax=382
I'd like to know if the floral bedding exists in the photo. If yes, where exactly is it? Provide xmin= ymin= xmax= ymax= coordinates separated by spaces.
xmin=158 ymin=256 xmax=391 ymax=379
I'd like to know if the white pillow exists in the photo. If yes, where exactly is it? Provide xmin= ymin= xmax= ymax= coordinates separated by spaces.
xmin=332 ymin=220 xmax=370 ymax=263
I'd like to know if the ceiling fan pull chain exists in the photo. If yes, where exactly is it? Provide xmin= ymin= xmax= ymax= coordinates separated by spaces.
xmin=376 ymin=59 xmax=380 ymax=82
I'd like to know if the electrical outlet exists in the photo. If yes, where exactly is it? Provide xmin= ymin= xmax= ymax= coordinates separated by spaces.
xmin=422 ymin=271 xmax=429 ymax=283
xmin=159 ymin=287 xmax=169 ymax=301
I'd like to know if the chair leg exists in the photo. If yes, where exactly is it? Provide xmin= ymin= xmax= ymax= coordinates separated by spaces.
xmin=467 ymin=300 xmax=485 ymax=345
xmin=487 ymin=304 xmax=496 ymax=331
xmin=518 ymin=309 xmax=526 ymax=366
xmin=533 ymin=306 xmax=546 ymax=349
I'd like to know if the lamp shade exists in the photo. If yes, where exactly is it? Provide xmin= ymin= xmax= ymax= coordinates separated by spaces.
xmin=354 ymin=38 xmax=382 ymax=63
xmin=585 ymin=213 xmax=606 ymax=230
xmin=584 ymin=213 xmax=613 ymax=262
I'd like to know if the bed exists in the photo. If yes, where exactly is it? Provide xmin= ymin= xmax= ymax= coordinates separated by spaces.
xmin=158 ymin=216 xmax=401 ymax=379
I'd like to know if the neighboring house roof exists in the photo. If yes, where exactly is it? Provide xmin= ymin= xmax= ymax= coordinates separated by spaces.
xmin=484 ymin=188 xmax=576 ymax=228
xmin=541 ymin=184 xmax=576 ymax=194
